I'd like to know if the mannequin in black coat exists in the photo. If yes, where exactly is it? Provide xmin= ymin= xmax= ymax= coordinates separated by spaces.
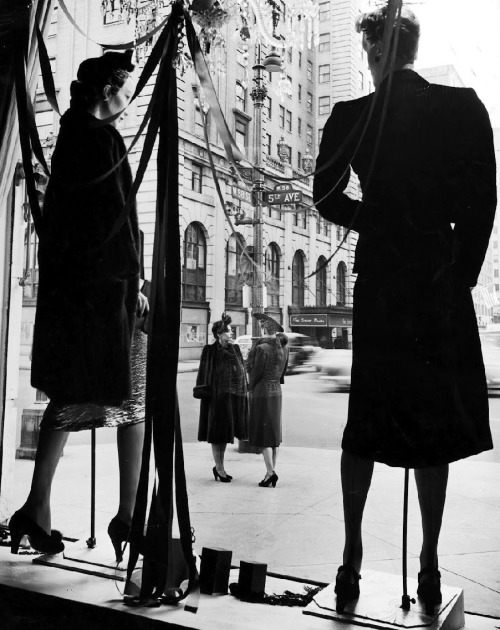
xmin=10 ymin=52 xmax=148 ymax=559
xmin=313 ymin=7 xmax=496 ymax=613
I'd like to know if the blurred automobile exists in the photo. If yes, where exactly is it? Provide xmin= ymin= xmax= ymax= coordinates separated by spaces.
xmin=285 ymin=333 xmax=320 ymax=374
xmin=479 ymin=330 xmax=500 ymax=393
xmin=234 ymin=334 xmax=253 ymax=360
xmin=312 ymin=348 xmax=352 ymax=392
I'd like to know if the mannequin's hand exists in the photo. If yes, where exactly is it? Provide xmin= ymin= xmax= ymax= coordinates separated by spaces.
xmin=137 ymin=292 xmax=149 ymax=317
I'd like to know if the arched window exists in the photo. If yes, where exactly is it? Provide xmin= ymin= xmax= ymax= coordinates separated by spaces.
xmin=265 ymin=243 xmax=280 ymax=308
xmin=226 ymin=234 xmax=245 ymax=306
xmin=336 ymin=261 xmax=347 ymax=306
xmin=292 ymin=250 xmax=305 ymax=307
xmin=182 ymin=222 xmax=206 ymax=301
xmin=316 ymin=256 xmax=327 ymax=307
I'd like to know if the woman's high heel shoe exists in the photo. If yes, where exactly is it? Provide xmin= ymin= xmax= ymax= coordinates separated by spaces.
xmin=9 ymin=511 xmax=65 ymax=555
xmin=334 ymin=565 xmax=361 ymax=612
xmin=417 ymin=567 xmax=442 ymax=616
xmin=258 ymin=473 xmax=278 ymax=488
xmin=108 ymin=516 xmax=131 ymax=562
xmin=212 ymin=466 xmax=231 ymax=483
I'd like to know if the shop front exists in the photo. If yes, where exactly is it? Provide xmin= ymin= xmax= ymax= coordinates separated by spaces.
xmin=288 ymin=306 xmax=353 ymax=349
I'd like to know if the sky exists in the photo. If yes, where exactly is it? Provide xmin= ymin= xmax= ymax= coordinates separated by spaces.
xmin=412 ymin=0 xmax=500 ymax=126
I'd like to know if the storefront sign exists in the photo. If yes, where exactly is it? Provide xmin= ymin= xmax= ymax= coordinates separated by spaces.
xmin=329 ymin=315 xmax=353 ymax=327
xmin=290 ymin=314 xmax=328 ymax=327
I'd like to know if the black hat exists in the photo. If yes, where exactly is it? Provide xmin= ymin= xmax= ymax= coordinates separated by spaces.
xmin=253 ymin=312 xmax=284 ymax=333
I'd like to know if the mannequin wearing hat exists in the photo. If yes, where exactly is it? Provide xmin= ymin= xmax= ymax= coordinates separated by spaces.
xmin=247 ymin=314 xmax=289 ymax=487
xmin=10 ymin=51 xmax=147 ymax=560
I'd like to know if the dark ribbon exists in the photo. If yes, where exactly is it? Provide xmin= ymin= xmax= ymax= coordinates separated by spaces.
xmin=125 ymin=2 xmax=199 ymax=609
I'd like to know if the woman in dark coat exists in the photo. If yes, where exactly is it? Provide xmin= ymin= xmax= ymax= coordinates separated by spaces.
xmin=196 ymin=314 xmax=249 ymax=482
xmin=313 ymin=6 xmax=496 ymax=613
xmin=9 ymin=51 xmax=147 ymax=560
xmin=247 ymin=314 xmax=288 ymax=488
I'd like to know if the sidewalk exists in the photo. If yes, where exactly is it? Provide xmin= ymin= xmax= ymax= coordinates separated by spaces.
xmin=8 ymin=439 xmax=500 ymax=622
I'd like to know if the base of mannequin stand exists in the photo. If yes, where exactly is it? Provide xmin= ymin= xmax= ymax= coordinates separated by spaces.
xmin=33 ymin=535 xmax=138 ymax=582
xmin=303 ymin=570 xmax=464 ymax=630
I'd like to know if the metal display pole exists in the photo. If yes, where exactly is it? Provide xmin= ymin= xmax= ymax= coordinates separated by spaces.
xmin=86 ymin=427 xmax=97 ymax=548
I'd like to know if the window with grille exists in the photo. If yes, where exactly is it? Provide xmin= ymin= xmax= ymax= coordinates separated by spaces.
xmin=316 ymin=257 xmax=327 ymax=307
xmin=307 ymin=60 xmax=313 ymax=81
xmin=265 ymin=243 xmax=280 ymax=308
xmin=319 ymin=2 xmax=330 ymax=22
xmin=336 ymin=261 xmax=347 ymax=306
xmin=292 ymin=251 xmax=305 ymax=307
xmin=264 ymin=133 xmax=272 ymax=155
xmin=236 ymin=81 xmax=247 ymax=111
xmin=319 ymin=33 xmax=330 ymax=52
xmin=319 ymin=64 xmax=330 ymax=84
xmin=182 ymin=223 xmax=206 ymax=302
xmin=318 ymin=95 xmax=330 ymax=115
xmin=191 ymin=163 xmax=203 ymax=193
xmin=226 ymin=234 xmax=245 ymax=306
xmin=306 ymin=124 xmax=313 ymax=146
xmin=279 ymin=105 xmax=285 ymax=128
xmin=265 ymin=96 xmax=272 ymax=119
xmin=235 ymin=118 xmax=247 ymax=151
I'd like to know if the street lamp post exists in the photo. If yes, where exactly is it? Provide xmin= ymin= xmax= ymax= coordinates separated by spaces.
xmin=249 ymin=59 xmax=267 ymax=338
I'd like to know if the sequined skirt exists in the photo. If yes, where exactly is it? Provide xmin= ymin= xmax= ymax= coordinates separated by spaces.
xmin=41 ymin=330 xmax=147 ymax=431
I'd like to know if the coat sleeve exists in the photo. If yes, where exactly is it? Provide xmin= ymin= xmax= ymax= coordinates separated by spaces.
xmin=196 ymin=345 xmax=211 ymax=387
xmin=313 ymin=101 xmax=365 ymax=232
xmin=249 ymin=346 xmax=266 ymax=391
xmin=450 ymin=89 xmax=497 ymax=287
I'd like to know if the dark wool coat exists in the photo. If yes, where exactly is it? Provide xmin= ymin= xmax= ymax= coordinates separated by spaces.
xmin=31 ymin=109 xmax=141 ymax=405
xmin=248 ymin=336 xmax=288 ymax=448
xmin=197 ymin=341 xmax=249 ymax=444
xmin=313 ymin=70 xmax=496 ymax=468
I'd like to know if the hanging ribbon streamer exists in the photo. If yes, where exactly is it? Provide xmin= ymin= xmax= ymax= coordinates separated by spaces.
xmin=124 ymin=2 xmax=199 ymax=610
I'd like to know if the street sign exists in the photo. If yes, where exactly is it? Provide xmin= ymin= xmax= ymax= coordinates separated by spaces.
xmin=231 ymin=185 xmax=252 ymax=204
xmin=263 ymin=189 xmax=303 ymax=205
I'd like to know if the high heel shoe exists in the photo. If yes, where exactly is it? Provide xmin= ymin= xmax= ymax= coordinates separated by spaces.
xmin=417 ymin=567 xmax=442 ymax=616
xmin=212 ymin=466 xmax=231 ymax=483
xmin=9 ymin=511 xmax=65 ymax=555
xmin=108 ymin=516 xmax=131 ymax=562
xmin=258 ymin=473 xmax=278 ymax=488
xmin=334 ymin=565 xmax=361 ymax=612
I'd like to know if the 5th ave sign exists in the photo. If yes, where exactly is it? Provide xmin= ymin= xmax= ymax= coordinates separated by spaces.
xmin=263 ymin=182 xmax=303 ymax=206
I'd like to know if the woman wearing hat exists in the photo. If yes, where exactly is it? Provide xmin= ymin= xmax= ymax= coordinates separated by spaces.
xmin=247 ymin=314 xmax=289 ymax=487
xmin=195 ymin=314 xmax=249 ymax=482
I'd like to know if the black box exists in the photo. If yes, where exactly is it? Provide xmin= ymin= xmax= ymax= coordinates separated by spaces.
xmin=199 ymin=547 xmax=232 ymax=595
xmin=238 ymin=561 xmax=267 ymax=598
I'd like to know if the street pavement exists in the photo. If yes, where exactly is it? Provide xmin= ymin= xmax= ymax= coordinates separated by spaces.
xmin=8 ymin=359 xmax=500 ymax=623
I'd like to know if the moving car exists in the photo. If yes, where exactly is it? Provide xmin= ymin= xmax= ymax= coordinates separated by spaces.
xmin=313 ymin=348 xmax=352 ymax=392
xmin=311 ymin=330 xmax=500 ymax=394
xmin=234 ymin=334 xmax=253 ymax=360
xmin=285 ymin=333 xmax=319 ymax=374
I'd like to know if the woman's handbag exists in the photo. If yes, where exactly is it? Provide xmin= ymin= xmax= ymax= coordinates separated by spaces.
xmin=193 ymin=384 xmax=211 ymax=400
